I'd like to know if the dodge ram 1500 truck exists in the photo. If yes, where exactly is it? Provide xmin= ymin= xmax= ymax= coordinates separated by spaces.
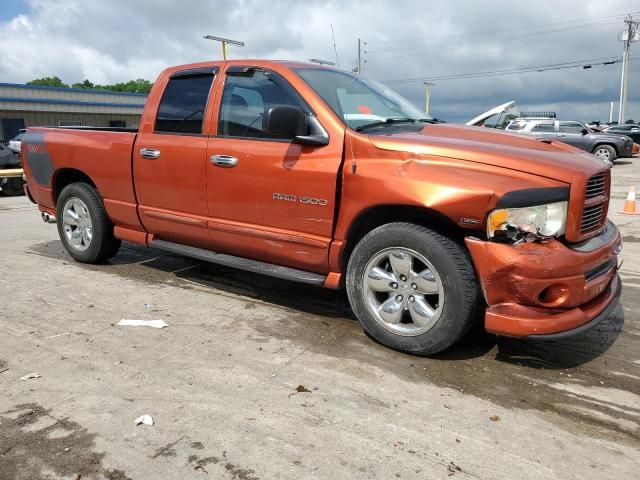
xmin=21 ymin=60 xmax=622 ymax=355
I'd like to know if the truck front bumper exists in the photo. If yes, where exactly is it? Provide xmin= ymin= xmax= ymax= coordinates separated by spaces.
xmin=465 ymin=221 xmax=622 ymax=338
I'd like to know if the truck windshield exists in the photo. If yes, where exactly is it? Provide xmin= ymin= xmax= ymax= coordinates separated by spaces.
xmin=295 ymin=68 xmax=432 ymax=130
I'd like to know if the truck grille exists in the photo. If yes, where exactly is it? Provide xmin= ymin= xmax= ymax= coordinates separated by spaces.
xmin=580 ymin=171 xmax=610 ymax=235
xmin=585 ymin=172 xmax=606 ymax=198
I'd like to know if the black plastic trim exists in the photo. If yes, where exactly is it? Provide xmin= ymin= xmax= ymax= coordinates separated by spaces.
xmin=525 ymin=274 xmax=621 ymax=340
xmin=584 ymin=259 xmax=617 ymax=281
xmin=496 ymin=187 xmax=570 ymax=209
xmin=170 ymin=67 xmax=219 ymax=78
xmin=149 ymin=239 xmax=327 ymax=286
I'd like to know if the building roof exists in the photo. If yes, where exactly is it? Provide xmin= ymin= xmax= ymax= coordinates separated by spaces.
xmin=0 ymin=82 xmax=149 ymax=97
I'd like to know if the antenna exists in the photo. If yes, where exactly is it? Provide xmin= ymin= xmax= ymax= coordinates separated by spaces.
xmin=330 ymin=24 xmax=340 ymax=68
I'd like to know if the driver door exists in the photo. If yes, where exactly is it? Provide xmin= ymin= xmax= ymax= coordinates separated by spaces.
xmin=205 ymin=67 xmax=344 ymax=273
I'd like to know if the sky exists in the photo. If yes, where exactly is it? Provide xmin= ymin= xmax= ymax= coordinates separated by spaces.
xmin=0 ymin=0 xmax=638 ymax=123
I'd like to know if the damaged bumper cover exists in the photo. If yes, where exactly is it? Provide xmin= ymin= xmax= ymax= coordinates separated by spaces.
xmin=466 ymin=220 xmax=622 ymax=338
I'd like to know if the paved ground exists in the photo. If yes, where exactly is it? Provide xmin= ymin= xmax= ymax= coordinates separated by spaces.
xmin=1 ymin=161 xmax=640 ymax=480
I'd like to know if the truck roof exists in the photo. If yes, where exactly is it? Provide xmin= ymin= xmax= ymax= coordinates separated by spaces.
xmin=163 ymin=59 xmax=329 ymax=75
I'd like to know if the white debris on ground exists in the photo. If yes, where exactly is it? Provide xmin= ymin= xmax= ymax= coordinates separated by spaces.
xmin=134 ymin=415 xmax=154 ymax=426
xmin=19 ymin=372 xmax=41 ymax=380
xmin=117 ymin=319 xmax=168 ymax=329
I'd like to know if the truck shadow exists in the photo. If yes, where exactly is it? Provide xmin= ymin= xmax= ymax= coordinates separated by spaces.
xmin=29 ymin=240 xmax=624 ymax=369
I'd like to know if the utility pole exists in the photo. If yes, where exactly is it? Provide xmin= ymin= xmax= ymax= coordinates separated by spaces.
xmin=203 ymin=35 xmax=244 ymax=60
xmin=618 ymin=15 xmax=639 ymax=124
xmin=609 ymin=101 xmax=614 ymax=124
xmin=424 ymin=82 xmax=435 ymax=114
xmin=356 ymin=38 xmax=366 ymax=74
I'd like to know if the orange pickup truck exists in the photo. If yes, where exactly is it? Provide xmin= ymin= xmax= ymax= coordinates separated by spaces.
xmin=21 ymin=60 xmax=622 ymax=355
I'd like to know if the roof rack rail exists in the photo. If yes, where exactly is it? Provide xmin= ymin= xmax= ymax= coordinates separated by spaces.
xmin=519 ymin=112 xmax=557 ymax=119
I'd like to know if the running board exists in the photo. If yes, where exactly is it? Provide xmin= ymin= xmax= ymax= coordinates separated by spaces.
xmin=149 ymin=239 xmax=327 ymax=286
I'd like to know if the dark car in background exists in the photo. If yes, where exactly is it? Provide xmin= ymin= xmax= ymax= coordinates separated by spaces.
xmin=0 ymin=144 xmax=24 ymax=196
xmin=602 ymin=124 xmax=640 ymax=144
xmin=506 ymin=118 xmax=633 ymax=163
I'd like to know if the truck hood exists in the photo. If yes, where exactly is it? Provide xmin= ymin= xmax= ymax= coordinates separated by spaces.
xmin=368 ymin=123 xmax=607 ymax=183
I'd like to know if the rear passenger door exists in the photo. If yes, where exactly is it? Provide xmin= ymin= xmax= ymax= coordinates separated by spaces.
xmin=134 ymin=68 xmax=217 ymax=248
xmin=529 ymin=120 xmax=556 ymax=138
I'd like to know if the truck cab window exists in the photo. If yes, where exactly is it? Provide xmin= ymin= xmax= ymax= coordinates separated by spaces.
xmin=155 ymin=74 xmax=214 ymax=134
xmin=219 ymin=70 xmax=300 ymax=139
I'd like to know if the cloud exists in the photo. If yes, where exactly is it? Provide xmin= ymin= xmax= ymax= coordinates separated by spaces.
xmin=0 ymin=0 xmax=638 ymax=122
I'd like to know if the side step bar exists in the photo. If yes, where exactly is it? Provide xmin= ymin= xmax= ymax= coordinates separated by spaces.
xmin=149 ymin=239 xmax=327 ymax=286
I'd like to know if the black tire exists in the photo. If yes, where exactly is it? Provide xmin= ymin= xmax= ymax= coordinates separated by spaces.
xmin=1 ymin=177 xmax=25 ymax=196
xmin=592 ymin=144 xmax=617 ymax=164
xmin=56 ymin=182 xmax=121 ymax=263
xmin=346 ymin=222 xmax=481 ymax=355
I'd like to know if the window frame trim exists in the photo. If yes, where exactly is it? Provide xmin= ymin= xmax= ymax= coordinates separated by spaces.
xmin=153 ymin=67 xmax=219 ymax=136
xmin=216 ymin=66 xmax=317 ymax=142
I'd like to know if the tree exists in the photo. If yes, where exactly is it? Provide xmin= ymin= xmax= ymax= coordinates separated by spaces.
xmin=27 ymin=76 xmax=153 ymax=94
xmin=27 ymin=76 xmax=69 ymax=88
xmin=625 ymin=119 xmax=636 ymax=124
xmin=72 ymin=79 xmax=95 ymax=89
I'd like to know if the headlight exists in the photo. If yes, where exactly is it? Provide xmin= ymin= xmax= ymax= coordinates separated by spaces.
xmin=487 ymin=201 xmax=568 ymax=240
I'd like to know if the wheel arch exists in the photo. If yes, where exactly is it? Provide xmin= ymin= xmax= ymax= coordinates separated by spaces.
xmin=52 ymin=168 xmax=98 ymax=203
xmin=592 ymin=142 xmax=619 ymax=155
xmin=341 ymin=204 xmax=470 ymax=270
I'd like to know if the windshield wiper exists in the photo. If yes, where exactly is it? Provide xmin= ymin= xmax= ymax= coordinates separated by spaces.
xmin=355 ymin=117 xmax=418 ymax=132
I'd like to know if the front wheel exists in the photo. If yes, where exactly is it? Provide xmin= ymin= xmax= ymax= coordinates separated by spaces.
xmin=592 ymin=145 xmax=617 ymax=164
xmin=346 ymin=223 xmax=481 ymax=355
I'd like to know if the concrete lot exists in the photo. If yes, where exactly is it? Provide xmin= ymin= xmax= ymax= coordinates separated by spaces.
xmin=1 ymin=162 xmax=639 ymax=480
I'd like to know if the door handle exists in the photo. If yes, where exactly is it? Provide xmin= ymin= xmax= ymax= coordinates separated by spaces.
xmin=211 ymin=154 xmax=239 ymax=168
xmin=140 ymin=148 xmax=161 ymax=159
xmin=556 ymin=134 xmax=566 ymax=137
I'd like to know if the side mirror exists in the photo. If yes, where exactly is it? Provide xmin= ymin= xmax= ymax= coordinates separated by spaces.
xmin=581 ymin=128 xmax=589 ymax=135
xmin=263 ymin=105 xmax=307 ymax=138
xmin=263 ymin=105 xmax=329 ymax=146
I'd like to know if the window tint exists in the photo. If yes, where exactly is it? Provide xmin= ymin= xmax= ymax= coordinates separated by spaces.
xmin=558 ymin=121 xmax=585 ymax=134
xmin=219 ymin=70 xmax=301 ymax=139
xmin=532 ymin=122 xmax=555 ymax=132
xmin=155 ymin=74 xmax=214 ymax=134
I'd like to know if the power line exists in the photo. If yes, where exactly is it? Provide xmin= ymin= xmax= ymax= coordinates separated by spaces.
xmin=367 ymin=19 xmax=624 ymax=61
xmin=381 ymin=56 xmax=622 ymax=84
xmin=366 ymin=11 xmax=640 ymax=47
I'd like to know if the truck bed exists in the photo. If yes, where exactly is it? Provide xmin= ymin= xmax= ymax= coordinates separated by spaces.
xmin=21 ymin=127 xmax=143 ymax=231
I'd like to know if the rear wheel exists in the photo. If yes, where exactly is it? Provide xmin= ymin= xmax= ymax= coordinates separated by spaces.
xmin=592 ymin=144 xmax=616 ymax=164
xmin=56 ymin=183 xmax=121 ymax=263
xmin=346 ymin=222 xmax=480 ymax=355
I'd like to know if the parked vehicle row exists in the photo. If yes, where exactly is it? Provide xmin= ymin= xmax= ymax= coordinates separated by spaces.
xmin=602 ymin=124 xmax=640 ymax=144
xmin=505 ymin=118 xmax=634 ymax=163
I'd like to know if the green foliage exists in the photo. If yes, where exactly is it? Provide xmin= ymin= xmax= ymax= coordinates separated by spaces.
xmin=26 ymin=76 xmax=69 ymax=87
xmin=28 ymin=77 xmax=153 ymax=94
xmin=625 ymin=119 xmax=636 ymax=124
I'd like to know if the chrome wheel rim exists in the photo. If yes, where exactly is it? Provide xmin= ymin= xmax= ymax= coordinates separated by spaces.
xmin=62 ymin=197 xmax=93 ymax=252
xmin=594 ymin=148 xmax=611 ymax=161
xmin=362 ymin=247 xmax=445 ymax=336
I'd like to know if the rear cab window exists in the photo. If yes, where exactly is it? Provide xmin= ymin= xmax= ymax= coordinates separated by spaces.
xmin=155 ymin=72 xmax=215 ymax=135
